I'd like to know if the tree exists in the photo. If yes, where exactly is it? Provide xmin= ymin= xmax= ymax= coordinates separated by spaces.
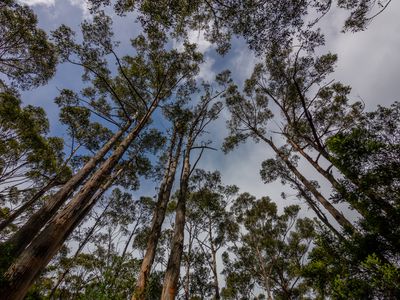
xmin=260 ymin=157 xmax=343 ymax=240
xmin=0 ymin=0 xmax=57 ymax=90
xmin=302 ymin=102 xmax=400 ymax=299
xmin=222 ymin=61 xmax=355 ymax=232
xmin=222 ymin=193 xmax=315 ymax=300
xmin=314 ymin=0 xmax=393 ymax=32
xmin=88 ymin=0 xmax=310 ymax=55
xmin=0 ymin=92 xmax=71 ymax=233
xmin=88 ymin=0 xmax=392 ymax=55
xmin=183 ymin=169 xmax=238 ymax=300
xmin=133 ymin=117 xmax=185 ymax=300
xmin=161 ymin=80 xmax=225 ymax=300
xmin=326 ymin=101 xmax=400 ymax=255
xmin=0 ymin=11 xmax=202 ymax=299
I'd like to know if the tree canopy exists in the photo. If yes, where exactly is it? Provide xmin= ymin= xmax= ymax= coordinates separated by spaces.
xmin=0 ymin=0 xmax=398 ymax=299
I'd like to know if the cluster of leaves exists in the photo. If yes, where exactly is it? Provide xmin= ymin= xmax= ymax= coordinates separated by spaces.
xmin=222 ymin=194 xmax=315 ymax=299
xmin=0 ymin=0 xmax=57 ymax=89
xmin=0 ymin=92 xmax=70 ymax=219
xmin=0 ymin=0 xmax=398 ymax=299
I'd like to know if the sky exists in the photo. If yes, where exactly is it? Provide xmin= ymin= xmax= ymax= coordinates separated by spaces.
xmin=17 ymin=0 xmax=400 ymax=225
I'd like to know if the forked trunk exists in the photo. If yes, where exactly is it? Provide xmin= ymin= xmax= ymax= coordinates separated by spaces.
xmin=275 ymin=145 xmax=354 ymax=231
xmin=293 ymin=180 xmax=344 ymax=240
xmin=288 ymin=138 xmax=343 ymax=191
xmin=1 ymin=122 xmax=131 ymax=261
xmin=0 ymin=102 xmax=158 ymax=300
xmin=48 ymin=169 xmax=121 ymax=298
xmin=161 ymin=148 xmax=191 ymax=300
xmin=133 ymin=129 xmax=183 ymax=300
xmin=304 ymin=137 xmax=396 ymax=217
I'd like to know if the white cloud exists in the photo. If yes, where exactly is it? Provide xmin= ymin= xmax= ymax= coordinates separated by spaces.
xmin=231 ymin=46 xmax=259 ymax=83
xmin=68 ymin=0 xmax=91 ymax=19
xmin=197 ymin=55 xmax=216 ymax=82
xmin=19 ymin=0 xmax=91 ymax=19
xmin=18 ymin=0 xmax=55 ymax=6
xmin=320 ymin=1 xmax=400 ymax=110
xmin=173 ymin=29 xmax=213 ymax=54
xmin=187 ymin=30 xmax=213 ymax=53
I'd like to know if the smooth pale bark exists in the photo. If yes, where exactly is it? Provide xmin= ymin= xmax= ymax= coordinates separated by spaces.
xmin=301 ymin=134 xmax=396 ymax=217
xmin=288 ymin=137 xmax=398 ymax=244
xmin=272 ymin=87 xmax=395 ymax=218
xmin=288 ymin=138 xmax=394 ymax=217
xmin=48 ymin=169 xmax=121 ymax=298
xmin=288 ymin=139 xmax=343 ymax=190
xmin=1 ymin=122 xmax=131 ymax=260
xmin=209 ymin=229 xmax=220 ymax=300
xmin=255 ymin=130 xmax=354 ymax=231
xmin=161 ymin=145 xmax=191 ymax=300
xmin=251 ymin=236 xmax=273 ymax=300
xmin=133 ymin=128 xmax=183 ymax=300
xmin=271 ymin=144 xmax=353 ymax=230
xmin=161 ymin=96 xmax=219 ymax=300
xmin=293 ymin=180 xmax=343 ymax=240
xmin=0 ymin=100 xmax=158 ymax=300
xmin=183 ymin=223 xmax=194 ymax=300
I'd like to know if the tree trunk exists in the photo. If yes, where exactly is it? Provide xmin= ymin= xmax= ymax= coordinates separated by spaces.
xmin=0 ymin=144 xmax=80 ymax=233
xmin=183 ymin=222 xmax=194 ymax=300
xmin=1 ymin=122 xmax=131 ymax=261
xmin=303 ymin=135 xmax=396 ymax=217
xmin=108 ymin=200 xmax=145 ymax=292
xmin=288 ymin=138 xmax=343 ymax=191
xmin=256 ymin=132 xmax=355 ymax=232
xmin=161 ymin=146 xmax=191 ymax=300
xmin=0 ymin=179 xmax=59 ymax=232
xmin=288 ymin=138 xmax=387 ymax=218
xmin=0 ymin=101 xmax=159 ymax=300
xmin=132 ymin=129 xmax=183 ymax=300
xmin=292 ymin=180 xmax=344 ymax=240
xmin=48 ymin=169 xmax=121 ymax=298
xmin=209 ymin=235 xmax=220 ymax=299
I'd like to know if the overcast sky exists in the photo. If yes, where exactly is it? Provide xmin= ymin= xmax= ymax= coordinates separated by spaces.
xmin=18 ymin=0 xmax=400 ymax=223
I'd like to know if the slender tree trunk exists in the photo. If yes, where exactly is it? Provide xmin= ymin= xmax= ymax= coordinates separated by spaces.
xmin=209 ymin=233 xmax=220 ymax=300
xmin=161 ymin=147 xmax=191 ymax=300
xmin=1 ymin=122 xmax=131 ymax=261
xmin=160 ymin=96 xmax=218 ymax=299
xmin=253 ymin=241 xmax=272 ymax=300
xmin=304 ymin=136 xmax=396 ymax=217
xmin=255 ymin=131 xmax=354 ymax=231
xmin=292 ymin=180 xmax=344 ymax=240
xmin=183 ymin=223 xmax=194 ymax=300
xmin=0 ymin=144 xmax=80 ymax=233
xmin=288 ymin=138 xmax=343 ymax=191
xmin=48 ymin=169 xmax=121 ymax=298
xmin=108 ymin=208 xmax=143 ymax=292
xmin=288 ymin=138 xmax=390 ymax=219
xmin=0 ymin=100 xmax=159 ymax=300
xmin=132 ymin=129 xmax=183 ymax=300
xmin=0 ymin=180 xmax=59 ymax=232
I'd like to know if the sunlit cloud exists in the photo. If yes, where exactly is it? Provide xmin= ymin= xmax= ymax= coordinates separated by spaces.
xmin=18 ymin=0 xmax=55 ymax=6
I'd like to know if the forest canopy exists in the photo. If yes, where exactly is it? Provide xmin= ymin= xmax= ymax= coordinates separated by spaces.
xmin=0 ymin=0 xmax=398 ymax=299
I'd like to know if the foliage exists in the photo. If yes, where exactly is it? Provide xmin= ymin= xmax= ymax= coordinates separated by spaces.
xmin=0 ymin=92 xmax=70 ymax=218
xmin=222 ymin=194 xmax=315 ymax=299
xmin=0 ymin=1 xmax=398 ymax=299
xmin=0 ymin=0 xmax=57 ymax=89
